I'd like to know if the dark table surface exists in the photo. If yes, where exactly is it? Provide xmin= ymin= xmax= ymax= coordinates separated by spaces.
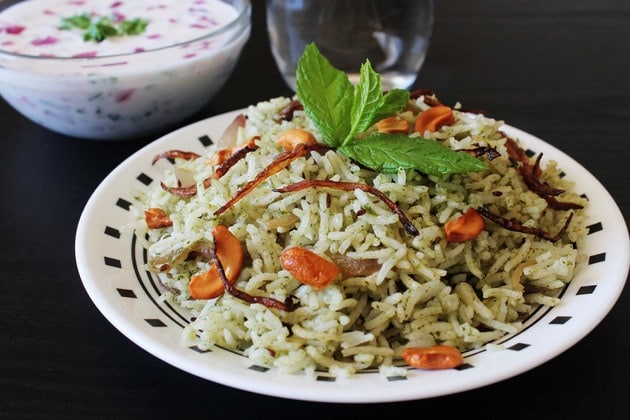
xmin=2 ymin=1 xmax=629 ymax=418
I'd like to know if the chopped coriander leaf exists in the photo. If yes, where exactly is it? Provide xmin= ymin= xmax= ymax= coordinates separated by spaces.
xmin=84 ymin=18 xmax=118 ymax=42
xmin=119 ymin=18 xmax=149 ymax=36
xmin=59 ymin=13 xmax=91 ymax=30
xmin=59 ymin=14 xmax=149 ymax=43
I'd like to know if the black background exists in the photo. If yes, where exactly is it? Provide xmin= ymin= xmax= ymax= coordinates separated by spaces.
xmin=1 ymin=1 xmax=629 ymax=418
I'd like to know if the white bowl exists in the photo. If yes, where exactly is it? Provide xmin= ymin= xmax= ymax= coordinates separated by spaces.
xmin=0 ymin=0 xmax=251 ymax=140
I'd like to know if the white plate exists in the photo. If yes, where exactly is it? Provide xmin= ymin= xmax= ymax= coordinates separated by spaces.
xmin=75 ymin=109 xmax=629 ymax=403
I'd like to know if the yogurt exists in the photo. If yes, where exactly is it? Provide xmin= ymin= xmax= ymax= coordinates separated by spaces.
xmin=0 ymin=0 xmax=251 ymax=139
xmin=0 ymin=0 xmax=238 ymax=57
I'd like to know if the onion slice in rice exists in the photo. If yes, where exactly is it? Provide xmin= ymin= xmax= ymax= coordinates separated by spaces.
xmin=160 ymin=180 xmax=208 ymax=198
xmin=214 ymin=143 xmax=330 ymax=216
xmin=327 ymin=253 xmax=381 ymax=277
xmin=151 ymin=150 xmax=201 ymax=165
xmin=460 ymin=145 xmax=501 ymax=160
xmin=275 ymin=179 xmax=419 ymax=236
xmin=160 ymin=136 xmax=260 ymax=198
xmin=511 ymin=260 xmax=536 ymax=292
xmin=216 ymin=113 xmax=246 ymax=149
xmin=278 ymin=99 xmax=304 ymax=121
xmin=477 ymin=206 xmax=573 ymax=242
xmin=213 ymin=136 xmax=259 ymax=179
xmin=504 ymin=136 xmax=583 ymax=210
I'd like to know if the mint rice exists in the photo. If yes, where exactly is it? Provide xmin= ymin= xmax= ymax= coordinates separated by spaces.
xmin=135 ymin=92 xmax=588 ymax=377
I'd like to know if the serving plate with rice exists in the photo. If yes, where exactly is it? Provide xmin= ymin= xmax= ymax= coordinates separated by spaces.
xmin=75 ymin=95 xmax=628 ymax=402
xmin=75 ymin=45 xmax=628 ymax=403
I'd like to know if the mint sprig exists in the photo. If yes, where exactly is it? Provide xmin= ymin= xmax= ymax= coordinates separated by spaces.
xmin=297 ymin=43 xmax=409 ymax=147
xmin=60 ymin=14 xmax=148 ymax=43
xmin=295 ymin=43 xmax=488 ymax=177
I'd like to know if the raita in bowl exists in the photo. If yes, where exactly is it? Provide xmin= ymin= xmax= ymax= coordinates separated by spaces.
xmin=0 ymin=0 xmax=251 ymax=140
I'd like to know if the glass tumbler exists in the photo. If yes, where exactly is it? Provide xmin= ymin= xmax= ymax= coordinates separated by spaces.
xmin=266 ymin=0 xmax=434 ymax=91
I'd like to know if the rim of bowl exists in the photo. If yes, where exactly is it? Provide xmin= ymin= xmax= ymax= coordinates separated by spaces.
xmin=0 ymin=0 xmax=251 ymax=61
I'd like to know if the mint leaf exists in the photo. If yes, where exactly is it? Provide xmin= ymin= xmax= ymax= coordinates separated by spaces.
xmin=373 ymin=89 xmax=410 ymax=122
xmin=344 ymin=61 xmax=409 ymax=145
xmin=345 ymin=60 xmax=383 ymax=144
xmin=339 ymin=133 xmax=488 ymax=176
xmin=296 ymin=43 xmax=354 ymax=147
